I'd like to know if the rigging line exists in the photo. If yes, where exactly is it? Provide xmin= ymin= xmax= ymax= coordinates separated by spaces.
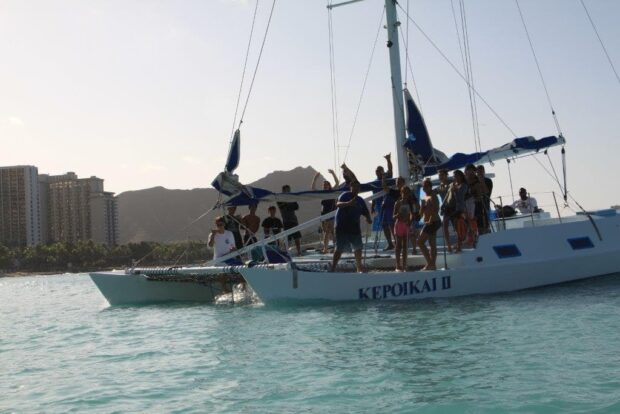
xmin=229 ymin=0 xmax=260 ymax=142
xmin=506 ymin=160 xmax=516 ymax=203
xmin=579 ymin=0 xmax=620 ymax=86
xmin=327 ymin=1 xmax=341 ymax=171
xmin=545 ymin=150 xmax=563 ymax=196
xmin=450 ymin=0 xmax=467 ymax=84
xmin=459 ymin=0 xmax=480 ymax=152
xmin=460 ymin=0 xmax=482 ymax=152
xmin=531 ymin=153 xmax=565 ymax=196
xmin=404 ymin=0 xmax=410 ymax=86
xmin=342 ymin=6 xmax=385 ymax=164
xmin=398 ymin=27 xmax=423 ymax=112
xmin=514 ymin=0 xmax=563 ymax=136
xmin=396 ymin=3 xmax=518 ymax=138
xmin=238 ymin=0 xmax=277 ymax=126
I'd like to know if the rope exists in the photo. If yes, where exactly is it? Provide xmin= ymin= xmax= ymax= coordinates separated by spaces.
xmin=238 ymin=0 xmax=277 ymax=126
xmin=342 ymin=6 xmax=385 ymax=164
xmin=507 ymin=159 xmax=515 ymax=204
xmin=396 ymin=3 xmax=518 ymax=138
xmin=229 ymin=0 xmax=260 ymax=141
xmin=398 ymin=28 xmax=423 ymax=113
xmin=404 ymin=0 xmax=410 ymax=86
xmin=459 ymin=0 xmax=482 ymax=152
xmin=579 ymin=0 xmax=620 ymax=86
xmin=327 ymin=1 xmax=341 ymax=172
xmin=561 ymin=146 xmax=568 ymax=203
xmin=514 ymin=0 xmax=563 ymax=136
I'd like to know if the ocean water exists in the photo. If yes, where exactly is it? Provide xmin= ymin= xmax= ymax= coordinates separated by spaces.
xmin=1 ymin=273 xmax=620 ymax=413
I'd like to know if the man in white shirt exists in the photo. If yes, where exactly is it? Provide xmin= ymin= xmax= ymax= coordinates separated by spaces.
xmin=208 ymin=217 xmax=236 ymax=260
xmin=511 ymin=187 xmax=539 ymax=214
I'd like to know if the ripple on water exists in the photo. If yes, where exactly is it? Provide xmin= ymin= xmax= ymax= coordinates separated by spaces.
xmin=1 ymin=273 xmax=620 ymax=413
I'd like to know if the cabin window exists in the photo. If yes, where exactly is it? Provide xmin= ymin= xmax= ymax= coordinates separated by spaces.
xmin=493 ymin=244 xmax=522 ymax=259
xmin=567 ymin=237 xmax=594 ymax=250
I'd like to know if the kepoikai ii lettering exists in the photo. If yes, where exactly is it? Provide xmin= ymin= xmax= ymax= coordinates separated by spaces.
xmin=358 ymin=276 xmax=452 ymax=300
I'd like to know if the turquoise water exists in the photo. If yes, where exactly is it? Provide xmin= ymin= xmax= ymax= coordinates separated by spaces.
xmin=2 ymin=274 xmax=620 ymax=413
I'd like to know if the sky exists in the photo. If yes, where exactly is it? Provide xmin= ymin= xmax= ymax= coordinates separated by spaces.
xmin=1 ymin=0 xmax=619 ymax=211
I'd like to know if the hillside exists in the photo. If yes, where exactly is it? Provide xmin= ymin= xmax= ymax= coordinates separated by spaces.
xmin=117 ymin=166 xmax=328 ymax=243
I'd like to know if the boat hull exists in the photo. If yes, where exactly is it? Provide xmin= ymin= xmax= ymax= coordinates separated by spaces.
xmin=89 ymin=271 xmax=225 ymax=305
xmin=240 ymin=215 xmax=620 ymax=303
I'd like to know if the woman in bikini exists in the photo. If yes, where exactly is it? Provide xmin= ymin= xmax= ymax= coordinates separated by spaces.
xmin=393 ymin=186 xmax=415 ymax=271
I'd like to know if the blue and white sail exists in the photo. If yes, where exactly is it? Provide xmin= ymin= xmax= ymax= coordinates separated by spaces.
xmin=402 ymin=88 xmax=447 ymax=173
xmin=211 ymin=129 xmax=253 ymax=197
xmin=422 ymin=135 xmax=566 ymax=177
xmin=218 ymin=178 xmax=396 ymax=207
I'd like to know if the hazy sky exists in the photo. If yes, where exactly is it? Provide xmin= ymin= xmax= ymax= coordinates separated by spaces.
xmin=1 ymin=0 xmax=618 ymax=211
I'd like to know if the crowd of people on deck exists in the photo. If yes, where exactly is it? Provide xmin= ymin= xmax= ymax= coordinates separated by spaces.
xmin=208 ymin=156 xmax=541 ymax=272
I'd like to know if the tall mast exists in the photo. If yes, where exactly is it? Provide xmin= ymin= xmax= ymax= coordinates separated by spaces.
xmin=384 ymin=0 xmax=408 ymax=179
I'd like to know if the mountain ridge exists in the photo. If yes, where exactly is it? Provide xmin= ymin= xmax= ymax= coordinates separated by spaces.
xmin=117 ymin=166 xmax=328 ymax=243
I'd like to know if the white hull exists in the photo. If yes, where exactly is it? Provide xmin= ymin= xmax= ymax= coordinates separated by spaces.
xmin=89 ymin=271 xmax=227 ymax=305
xmin=239 ymin=215 xmax=620 ymax=303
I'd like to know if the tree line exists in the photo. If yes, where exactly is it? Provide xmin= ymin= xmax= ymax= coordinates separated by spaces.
xmin=0 ymin=240 xmax=212 ymax=274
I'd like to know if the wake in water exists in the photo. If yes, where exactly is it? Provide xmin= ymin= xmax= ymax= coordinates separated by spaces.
xmin=214 ymin=283 xmax=261 ymax=306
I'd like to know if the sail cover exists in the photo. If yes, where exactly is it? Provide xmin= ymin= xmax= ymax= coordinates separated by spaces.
xmin=211 ymin=129 xmax=249 ymax=196
xmin=225 ymin=129 xmax=241 ymax=173
xmin=422 ymin=135 xmax=566 ymax=176
xmin=218 ymin=178 xmax=396 ymax=207
xmin=403 ymin=89 xmax=447 ymax=172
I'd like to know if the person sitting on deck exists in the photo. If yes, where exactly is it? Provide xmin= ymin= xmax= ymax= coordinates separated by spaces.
xmin=418 ymin=178 xmax=442 ymax=271
xmin=511 ymin=187 xmax=539 ymax=214
xmin=241 ymin=203 xmax=260 ymax=246
xmin=312 ymin=169 xmax=340 ymax=253
xmin=277 ymin=185 xmax=302 ymax=256
xmin=331 ymin=181 xmax=372 ymax=273
xmin=208 ymin=216 xmax=241 ymax=265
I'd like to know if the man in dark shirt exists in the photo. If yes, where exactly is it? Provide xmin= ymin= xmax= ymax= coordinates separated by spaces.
xmin=331 ymin=181 xmax=372 ymax=273
xmin=371 ymin=153 xmax=395 ymax=250
xmin=223 ymin=206 xmax=243 ymax=249
xmin=476 ymin=165 xmax=493 ymax=233
xmin=262 ymin=206 xmax=283 ymax=246
xmin=277 ymin=185 xmax=302 ymax=256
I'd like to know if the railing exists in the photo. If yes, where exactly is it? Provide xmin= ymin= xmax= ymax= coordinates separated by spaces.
xmin=207 ymin=191 xmax=386 ymax=266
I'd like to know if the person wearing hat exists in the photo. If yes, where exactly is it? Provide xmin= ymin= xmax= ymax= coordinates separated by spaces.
xmin=511 ymin=188 xmax=539 ymax=214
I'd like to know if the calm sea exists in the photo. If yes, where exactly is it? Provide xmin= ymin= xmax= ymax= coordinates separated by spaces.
xmin=1 ymin=273 xmax=620 ymax=413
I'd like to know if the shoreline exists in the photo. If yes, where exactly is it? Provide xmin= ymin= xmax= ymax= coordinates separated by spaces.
xmin=0 ymin=269 xmax=117 ymax=278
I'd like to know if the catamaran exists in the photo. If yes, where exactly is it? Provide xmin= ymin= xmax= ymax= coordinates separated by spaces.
xmin=90 ymin=0 xmax=620 ymax=305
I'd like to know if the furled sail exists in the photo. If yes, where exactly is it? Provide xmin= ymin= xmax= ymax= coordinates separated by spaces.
xmin=422 ymin=135 xmax=566 ymax=176
xmin=218 ymin=178 xmax=396 ymax=207
xmin=403 ymin=89 xmax=447 ymax=174
xmin=211 ymin=129 xmax=252 ymax=197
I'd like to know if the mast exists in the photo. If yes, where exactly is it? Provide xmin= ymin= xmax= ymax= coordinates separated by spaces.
xmin=384 ymin=0 xmax=408 ymax=179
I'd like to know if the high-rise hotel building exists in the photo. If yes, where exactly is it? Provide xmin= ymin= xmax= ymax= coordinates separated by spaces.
xmin=0 ymin=166 xmax=43 ymax=246
xmin=0 ymin=167 xmax=118 ymax=247
xmin=40 ymin=172 xmax=119 ymax=246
